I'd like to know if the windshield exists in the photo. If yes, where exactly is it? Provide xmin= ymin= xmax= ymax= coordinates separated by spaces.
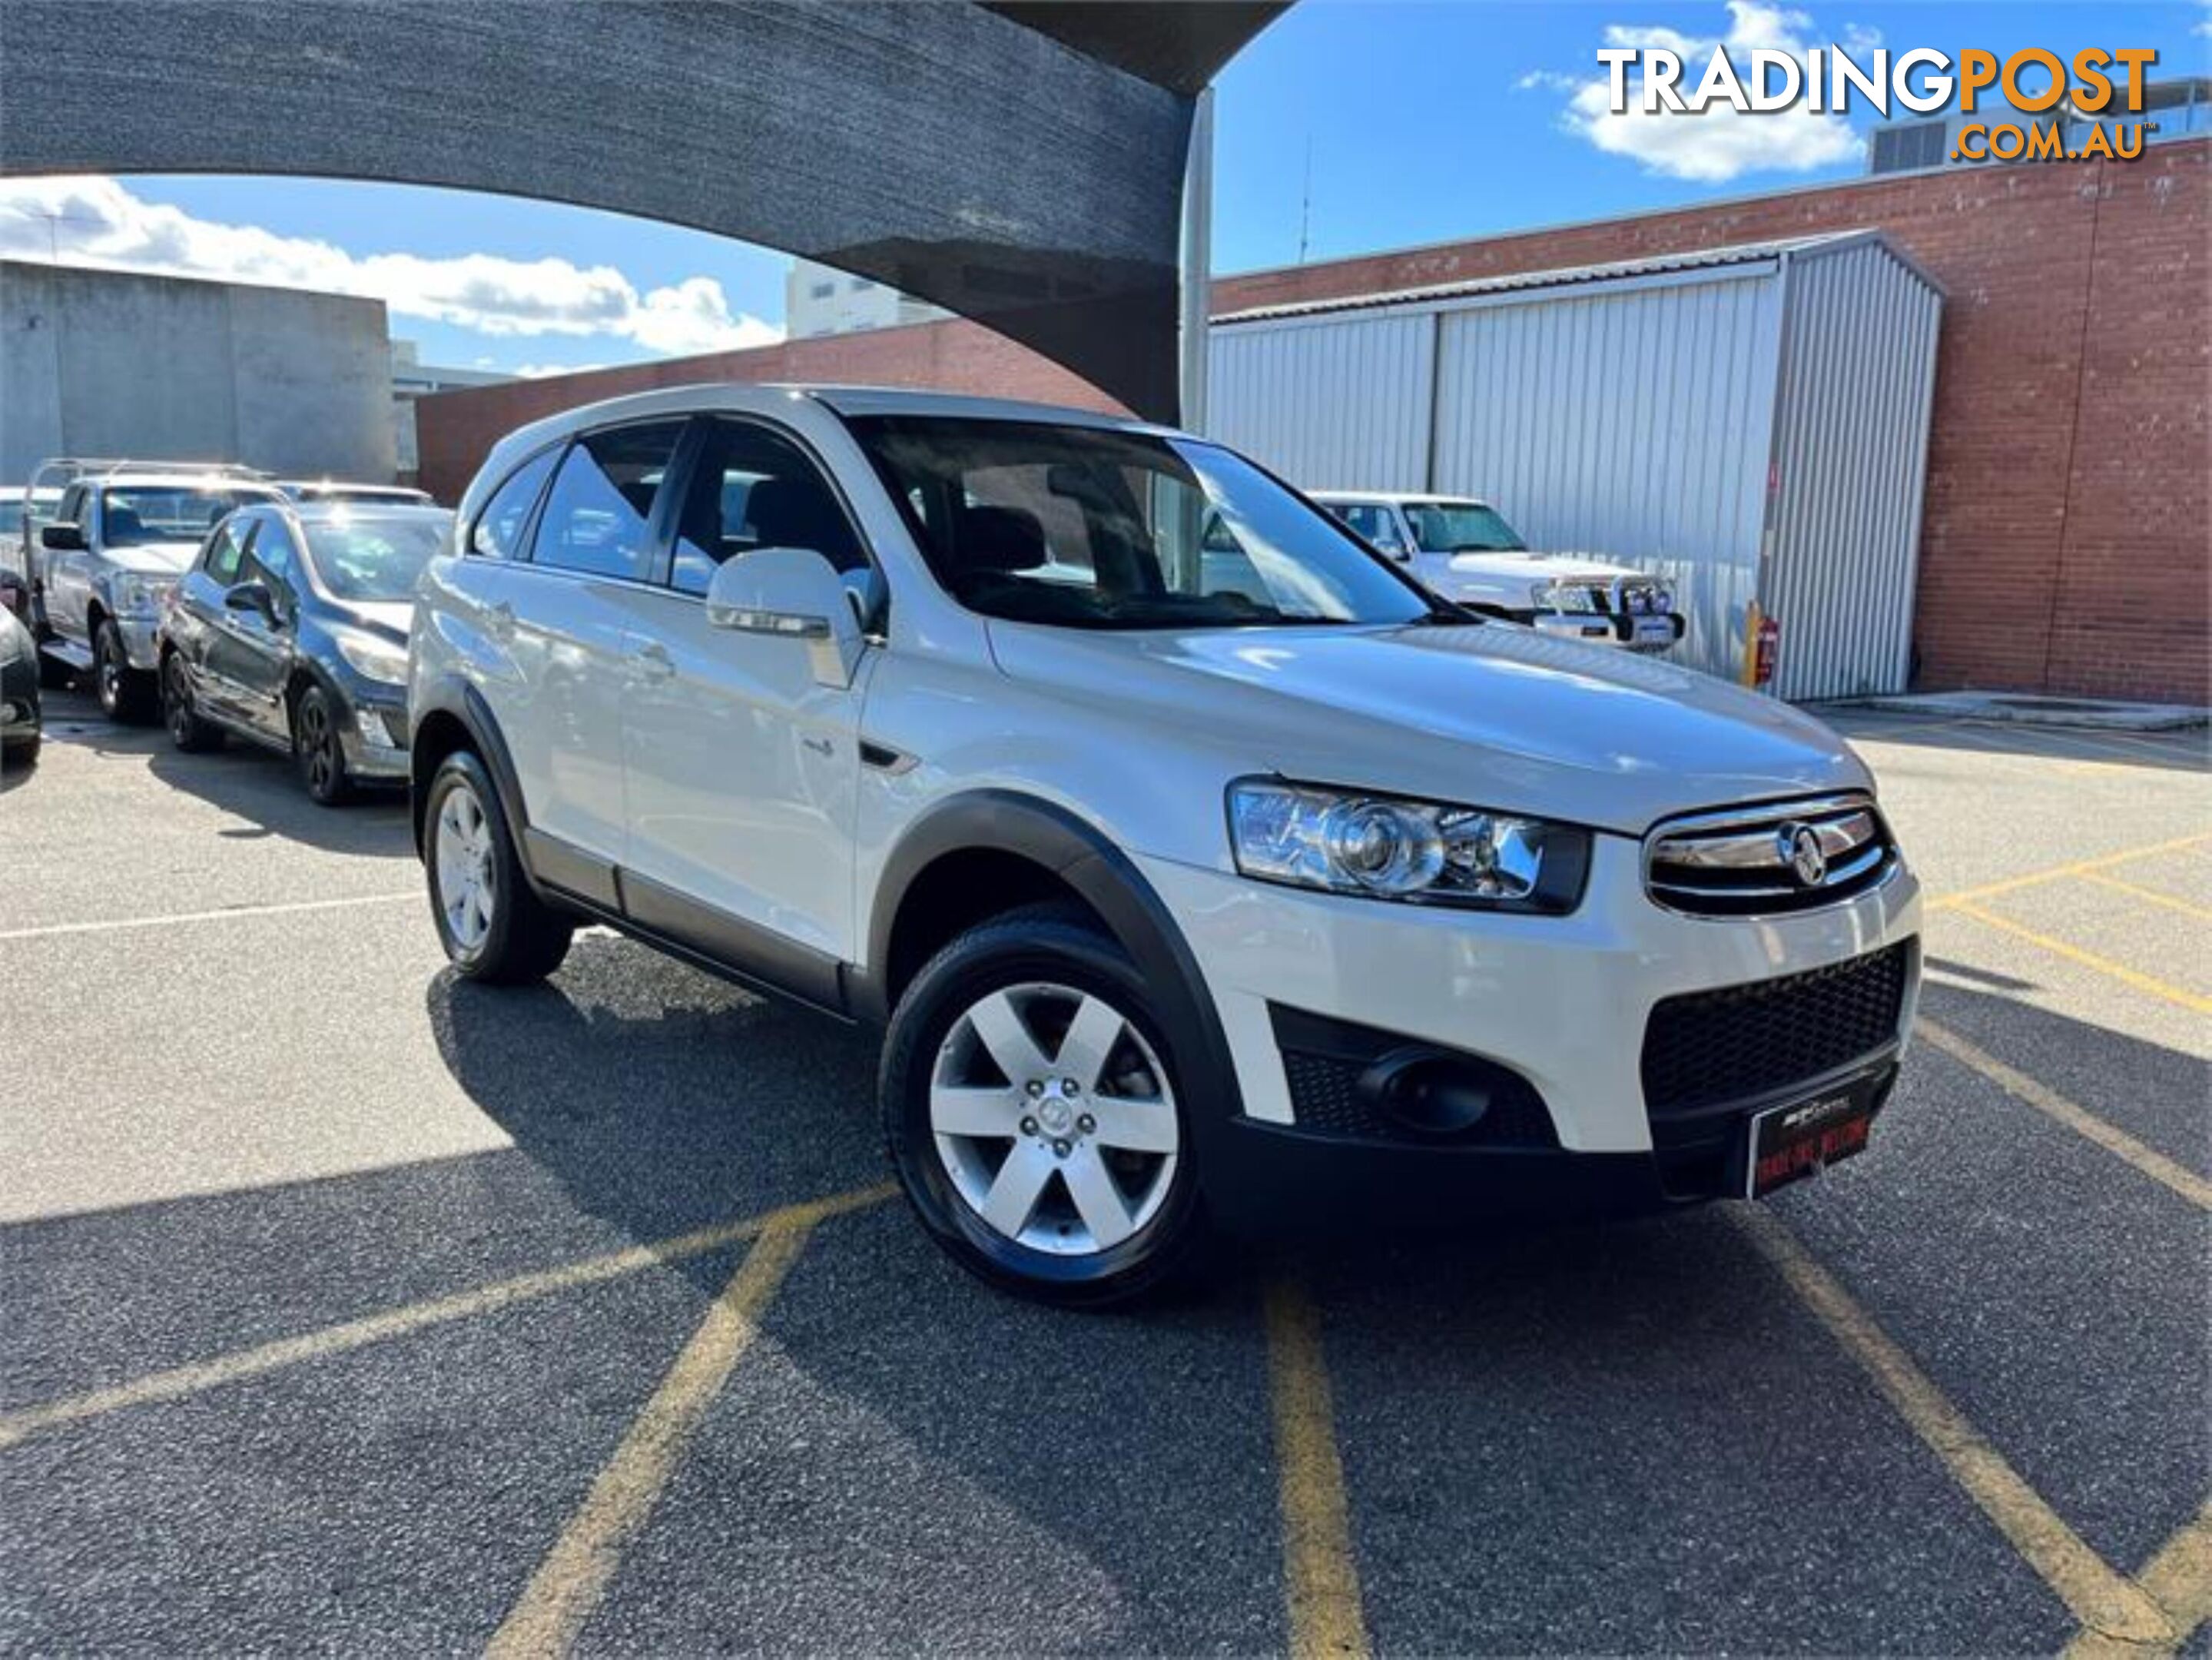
xmin=1402 ymin=500 xmax=1525 ymax=553
xmin=101 ymin=486 xmax=272 ymax=547
xmin=300 ymin=513 xmax=452 ymax=601
xmin=845 ymin=417 xmax=1434 ymax=631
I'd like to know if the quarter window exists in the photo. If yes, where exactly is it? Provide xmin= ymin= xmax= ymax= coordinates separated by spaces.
xmin=470 ymin=447 xmax=559 ymax=560
xmin=669 ymin=420 xmax=865 ymax=596
xmin=531 ymin=423 xmax=685 ymax=582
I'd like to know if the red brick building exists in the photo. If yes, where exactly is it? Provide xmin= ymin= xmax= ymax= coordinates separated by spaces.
xmin=416 ymin=141 xmax=2209 ymax=704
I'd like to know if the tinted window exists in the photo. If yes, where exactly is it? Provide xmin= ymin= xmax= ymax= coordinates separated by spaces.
xmin=671 ymin=420 xmax=866 ymax=596
xmin=100 ymin=486 xmax=272 ymax=546
xmin=303 ymin=513 xmax=454 ymax=601
xmin=848 ymin=417 xmax=1432 ymax=632
xmin=531 ymin=423 xmax=684 ymax=581
xmin=470 ymin=447 xmax=559 ymax=560
xmin=1401 ymin=501 xmax=1524 ymax=553
xmin=205 ymin=517 xmax=254 ymax=584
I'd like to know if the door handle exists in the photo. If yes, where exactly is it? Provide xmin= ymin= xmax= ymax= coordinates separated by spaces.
xmin=631 ymin=641 xmax=676 ymax=679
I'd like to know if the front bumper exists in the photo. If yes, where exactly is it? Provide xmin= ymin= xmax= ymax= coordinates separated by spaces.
xmin=117 ymin=615 xmax=164 ymax=671
xmin=1137 ymin=838 xmax=1920 ymax=1221
xmin=338 ymin=696 xmax=410 ymax=781
xmin=1530 ymin=609 xmax=1685 ymax=652
xmin=2 ymin=652 xmax=38 ymax=745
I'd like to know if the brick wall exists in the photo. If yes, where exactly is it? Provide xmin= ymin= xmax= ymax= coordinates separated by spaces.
xmin=414 ymin=140 xmax=2210 ymax=703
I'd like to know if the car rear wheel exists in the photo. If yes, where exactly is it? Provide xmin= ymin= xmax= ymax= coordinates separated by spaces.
xmin=94 ymin=621 xmax=156 ymax=722
xmin=423 ymin=749 xmax=574 ymax=984
xmin=162 ymin=653 xmax=224 ymax=753
xmin=880 ymin=904 xmax=1205 ymax=1306
xmin=293 ymin=684 xmax=354 ymax=805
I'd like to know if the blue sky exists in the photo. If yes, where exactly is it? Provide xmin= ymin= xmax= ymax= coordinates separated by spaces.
xmin=1 ymin=1 xmax=2203 ymax=375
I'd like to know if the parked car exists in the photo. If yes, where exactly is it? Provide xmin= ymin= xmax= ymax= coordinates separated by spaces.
xmin=1 ymin=559 xmax=30 ymax=629
xmin=2 ymin=601 xmax=41 ymax=767
xmin=159 ymin=500 xmax=449 ymax=802
xmin=1312 ymin=490 xmax=1686 ymax=653
xmin=26 ymin=463 xmax=287 ymax=719
xmin=276 ymin=480 xmax=436 ymax=507
xmin=410 ymin=386 xmax=1919 ymax=1305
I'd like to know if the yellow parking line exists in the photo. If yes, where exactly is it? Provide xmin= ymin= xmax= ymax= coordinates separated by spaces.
xmin=486 ymin=1218 xmax=814 ymax=1658
xmin=1917 ymin=1022 xmax=2211 ymax=1210
xmin=1929 ymin=833 xmax=2211 ymax=913
xmin=1727 ymin=1207 xmax=2176 ymax=1647
xmin=1945 ymin=901 xmax=2212 ymax=1016
xmin=0 ymin=891 xmax=418 ymax=942
xmin=2064 ymin=1499 xmax=2212 ymax=1660
xmin=2078 ymin=871 xmax=2212 ymax=925
xmin=0 ymin=1184 xmax=894 ymax=1451
xmin=1264 ymin=1278 xmax=1371 ymax=1660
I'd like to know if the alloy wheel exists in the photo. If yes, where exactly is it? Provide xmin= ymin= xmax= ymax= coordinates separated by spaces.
xmin=96 ymin=630 xmax=121 ymax=715
xmin=164 ymin=657 xmax=194 ymax=744
xmin=300 ymin=697 xmax=339 ymax=796
xmin=434 ymin=783 xmax=496 ymax=953
xmin=929 ymin=981 xmax=1179 ymax=1256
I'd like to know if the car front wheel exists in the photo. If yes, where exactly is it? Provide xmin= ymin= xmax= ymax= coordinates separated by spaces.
xmin=423 ymin=749 xmax=574 ymax=984
xmin=163 ymin=653 xmax=224 ymax=752
xmin=94 ymin=621 xmax=156 ymax=722
xmin=293 ymin=684 xmax=354 ymax=805
xmin=880 ymin=904 xmax=1205 ymax=1306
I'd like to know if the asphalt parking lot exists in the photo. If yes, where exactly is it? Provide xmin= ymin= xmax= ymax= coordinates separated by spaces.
xmin=2 ymin=687 xmax=2206 ymax=1657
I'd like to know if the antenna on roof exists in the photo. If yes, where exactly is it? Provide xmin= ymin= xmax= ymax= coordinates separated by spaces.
xmin=1297 ymin=138 xmax=1313 ymax=266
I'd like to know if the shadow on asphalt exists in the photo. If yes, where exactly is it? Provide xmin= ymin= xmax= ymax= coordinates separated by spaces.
xmin=38 ymin=685 xmax=413 ymax=860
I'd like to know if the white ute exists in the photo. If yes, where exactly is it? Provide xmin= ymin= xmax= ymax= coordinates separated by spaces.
xmin=1314 ymin=490 xmax=1686 ymax=653
xmin=410 ymin=386 xmax=1919 ymax=1304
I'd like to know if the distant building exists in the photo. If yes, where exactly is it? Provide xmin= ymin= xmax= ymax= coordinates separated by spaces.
xmin=390 ymin=340 xmax=512 ymax=480
xmin=1869 ymin=75 xmax=2212 ymax=175
xmin=784 ymin=258 xmax=947 ymax=340
xmin=0 ymin=260 xmax=394 ymax=486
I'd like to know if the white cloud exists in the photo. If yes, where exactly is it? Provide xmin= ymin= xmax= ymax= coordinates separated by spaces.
xmin=1538 ymin=2 xmax=1869 ymax=183
xmin=512 ymin=361 xmax=612 ymax=379
xmin=0 ymin=175 xmax=781 ymax=359
xmin=1515 ymin=69 xmax=1580 ymax=93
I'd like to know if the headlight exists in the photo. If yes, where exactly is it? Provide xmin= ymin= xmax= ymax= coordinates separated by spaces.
xmin=1227 ymin=780 xmax=1590 ymax=913
xmin=333 ymin=629 xmax=409 ymax=686
xmin=113 ymin=575 xmax=174 ymax=616
xmin=1530 ymin=580 xmax=1594 ymax=615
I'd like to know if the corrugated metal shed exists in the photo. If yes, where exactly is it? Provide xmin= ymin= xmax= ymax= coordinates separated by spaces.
xmin=1207 ymin=231 xmax=1943 ymax=699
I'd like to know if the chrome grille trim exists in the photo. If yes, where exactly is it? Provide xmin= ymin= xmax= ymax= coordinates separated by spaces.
xmin=1643 ymin=792 xmax=1897 ymax=918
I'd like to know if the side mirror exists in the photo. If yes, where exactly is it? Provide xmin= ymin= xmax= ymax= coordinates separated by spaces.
xmin=704 ymin=546 xmax=865 ymax=689
xmin=225 ymin=580 xmax=277 ymax=622
xmin=40 ymin=523 xmax=85 ymax=553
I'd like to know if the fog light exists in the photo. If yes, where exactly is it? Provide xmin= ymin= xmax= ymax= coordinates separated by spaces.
xmin=355 ymin=708 xmax=397 ymax=749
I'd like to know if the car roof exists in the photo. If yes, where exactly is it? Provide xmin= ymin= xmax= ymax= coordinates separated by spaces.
xmin=1311 ymin=489 xmax=1495 ymax=507
xmin=97 ymin=473 xmax=286 ymax=493
xmin=277 ymin=500 xmax=453 ymax=523
xmin=491 ymin=381 xmax=1182 ymax=459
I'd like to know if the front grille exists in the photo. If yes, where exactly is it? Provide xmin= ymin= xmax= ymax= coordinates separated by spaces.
xmin=1645 ymin=793 xmax=1896 ymax=917
xmin=1640 ymin=942 xmax=1911 ymax=1117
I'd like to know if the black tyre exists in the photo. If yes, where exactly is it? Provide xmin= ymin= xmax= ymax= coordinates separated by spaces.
xmin=162 ymin=652 xmax=224 ymax=753
xmin=292 ymin=683 xmax=354 ymax=805
xmin=880 ymin=903 xmax=1205 ymax=1306
xmin=1 ymin=735 xmax=38 ymax=771
xmin=94 ymin=620 xmax=156 ymax=722
xmin=422 ymin=749 xmax=574 ymax=984
xmin=37 ymin=649 xmax=72 ymax=691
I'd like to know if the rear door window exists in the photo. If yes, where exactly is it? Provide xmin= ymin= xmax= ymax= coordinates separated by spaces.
xmin=530 ymin=423 xmax=686 ymax=581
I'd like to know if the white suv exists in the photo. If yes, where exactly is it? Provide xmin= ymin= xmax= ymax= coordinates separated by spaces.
xmin=410 ymin=386 xmax=1920 ymax=1304
xmin=1313 ymin=490 xmax=1686 ymax=654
